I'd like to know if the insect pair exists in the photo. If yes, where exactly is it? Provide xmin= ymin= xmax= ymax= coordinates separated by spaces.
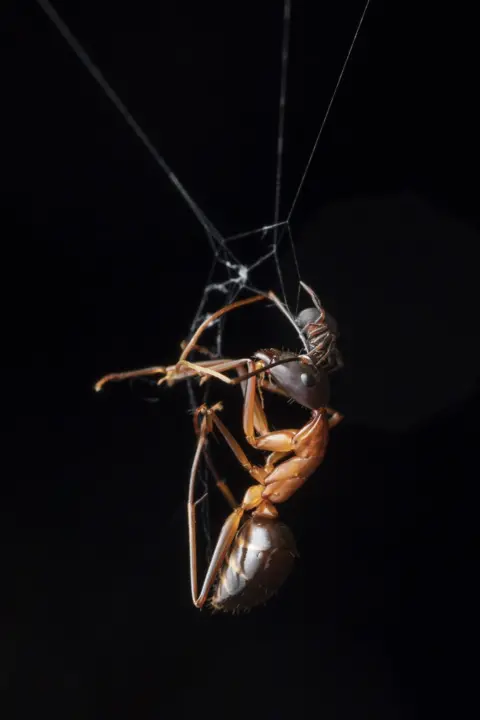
xmin=95 ymin=282 xmax=343 ymax=611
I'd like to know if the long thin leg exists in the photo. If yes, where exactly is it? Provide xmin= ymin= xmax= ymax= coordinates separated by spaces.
xmin=178 ymin=288 xmax=307 ymax=364
xmin=193 ymin=404 xmax=237 ymax=509
xmin=177 ymin=358 xmax=252 ymax=386
xmin=179 ymin=360 xmax=299 ymax=454
xmin=204 ymin=406 xmax=267 ymax=486
xmin=94 ymin=357 xmax=244 ymax=392
xmin=179 ymin=294 xmax=265 ymax=362
xmin=96 ymin=289 xmax=307 ymax=394
xmin=180 ymin=362 xmax=342 ymax=456
xmin=200 ymin=371 xmax=291 ymax=475
xmin=177 ymin=355 xmax=300 ymax=391
xmin=194 ymin=360 xmax=277 ymax=438
xmin=179 ymin=340 xmax=216 ymax=358
xmin=266 ymin=290 xmax=310 ymax=353
xmin=94 ymin=365 xmax=168 ymax=392
xmin=241 ymin=359 xmax=297 ymax=451
xmin=235 ymin=364 xmax=271 ymax=436
xmin=187 ymin=413 xmax=244 ymax=608
xmin=200 ymin=446 xmax=238 ymax=509
xmin=188 ymin=403 xmax=271 ymax=608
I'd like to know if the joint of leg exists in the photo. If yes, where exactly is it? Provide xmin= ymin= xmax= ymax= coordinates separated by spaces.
xmin=249 ymin=465 xmax=267 ymax=484
xmin=156 ymin=369 xmax=174 ymax=386
xmin=252 ymin=500 xmax=278 ymax=519
xmin=197 ymin=402 xmax=223 ymax=417
xmin=193 ymin=491 xmax=208 ymax=508
xmin=241 ymin=485 xmax=263 ymax=511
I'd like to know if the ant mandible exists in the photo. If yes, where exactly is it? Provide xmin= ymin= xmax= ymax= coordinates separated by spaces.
xmin=95 ymin=282 xmax=343 ymax=611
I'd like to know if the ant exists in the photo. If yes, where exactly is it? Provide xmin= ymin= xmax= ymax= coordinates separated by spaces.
xmin=95 ymin=282 xmax=343 ymax=611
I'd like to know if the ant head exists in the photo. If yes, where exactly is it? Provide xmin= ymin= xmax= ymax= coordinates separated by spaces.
xmin=255 ymin=350 xmax=330 ymax=410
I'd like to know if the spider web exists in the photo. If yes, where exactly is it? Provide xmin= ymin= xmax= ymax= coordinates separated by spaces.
xmin=36 ymin=0 xmax=372 ymax=559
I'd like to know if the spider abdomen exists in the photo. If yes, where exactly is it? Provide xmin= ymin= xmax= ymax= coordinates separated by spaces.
xmin=211 ymin=517 xmax=297 ymax=612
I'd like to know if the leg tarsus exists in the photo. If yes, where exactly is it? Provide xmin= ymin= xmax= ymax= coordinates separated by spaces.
xmin=94 ymin=366 xmax=167 ymax=392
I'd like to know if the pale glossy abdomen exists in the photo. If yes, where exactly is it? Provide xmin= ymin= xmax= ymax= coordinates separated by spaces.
xmin=211 ymin=517 xmax=297 ymax=612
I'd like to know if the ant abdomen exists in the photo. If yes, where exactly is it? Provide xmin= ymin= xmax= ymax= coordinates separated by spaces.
xmin=211 ymin=517 xmax=298 ymax=612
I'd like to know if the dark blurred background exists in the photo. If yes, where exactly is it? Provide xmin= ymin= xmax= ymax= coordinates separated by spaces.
xmin=2 ymin=0 xmax=478 ymax=717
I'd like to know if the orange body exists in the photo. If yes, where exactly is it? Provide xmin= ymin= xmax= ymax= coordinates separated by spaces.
xmin=259 ymin=409 xmax=329 ymax=504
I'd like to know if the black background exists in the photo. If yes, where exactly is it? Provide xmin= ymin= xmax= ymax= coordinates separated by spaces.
xmin=2 ymin=0 xmax=479 ymax=717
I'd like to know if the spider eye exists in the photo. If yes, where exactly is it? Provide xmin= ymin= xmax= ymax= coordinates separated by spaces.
xmin=300 ymin=371 xmax=317 ymax=387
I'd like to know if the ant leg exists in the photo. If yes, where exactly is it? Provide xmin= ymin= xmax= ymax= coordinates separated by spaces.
xmin=263 ymin=450 xmax=292 ymax=476
xmin=325 ymin=407 xmax=344 ymax=428
xmin=188 ymin=413 xmax=244 ymax=608
xmin=257 ymin=378 xmax=288 ymax=399
xmin=240 ymin=365 xmax=343 ymax=450
xmin=176 ymin=358 xmax=251 ymax=386
xmin=94 ymin=365 xmax=168 ymax=392
xmin=179 ymin=340 xmax=216 ymax=358
xmin=200 ymin=448 xmax=238 ymax=509
xmin=179 ymin=294 xmax=265 ymax=362
xmin=198 ymin=405 xmax=267 ymax=486
xmin=192 ymin=404 xmax=237 ymax=509
xmin=188 ymin=407 xmax=265 ymax=608
xmin=235 ymin=364 xmax=271 ymax=436
xmin=240 ymin=360 xmax=297 ymax=452
xmin=233 ymin=367 xmax=292 ymax=471
xmin=94 ymin=357 xmax=244 ymax=392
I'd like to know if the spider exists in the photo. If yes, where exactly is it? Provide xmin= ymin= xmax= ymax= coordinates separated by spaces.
xmin=95 ymin=282 xmax=343 ymax=610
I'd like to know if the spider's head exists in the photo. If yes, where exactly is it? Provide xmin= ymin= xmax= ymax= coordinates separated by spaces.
xmin=295 ymin=306 xmax=339 ymax=337
xmin=295 ymin=305 xmax=342 ymax=374
xmin=255 ymin=349 xmax=330 ymax=410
